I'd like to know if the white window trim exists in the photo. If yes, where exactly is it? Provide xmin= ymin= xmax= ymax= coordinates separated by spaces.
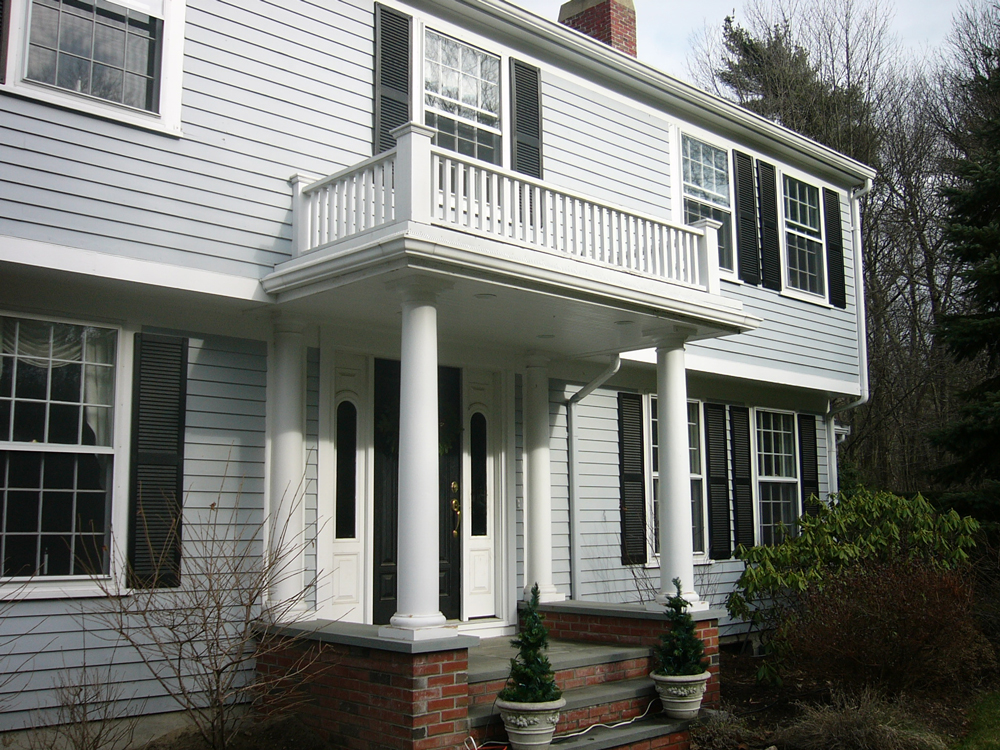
xmin=1 ymin=0 xmax=186 ymax=136
xmin=752 ymin=407 xmax=800 ymax=547
xmin=643 ymin=395 xmax=708 ymax=567
xmin=415 ymin=15 xmax=511 ymax=171
xmin=777 ymin=166 xmax=831 ymax=306
xmin=0 ymin=313 xmax=135 ymax=601
xmin=677 ymin=129 xmax=737 ymax=280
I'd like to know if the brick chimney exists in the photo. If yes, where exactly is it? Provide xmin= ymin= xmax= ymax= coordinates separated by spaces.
xmin=558 ymin=0 xmax=637 ymax=57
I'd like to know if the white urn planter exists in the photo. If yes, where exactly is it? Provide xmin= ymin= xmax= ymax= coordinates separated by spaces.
xmin=650 ymin=671 xmax=711 ymax=720
xmin=495 ymin=697 xmax=567 ymax=750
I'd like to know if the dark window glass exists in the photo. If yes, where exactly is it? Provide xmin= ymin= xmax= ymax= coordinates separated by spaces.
xmin=335 ymin=401 xmax=357 ymax=539
xmin=470 ymin=412 xmax=487 ymax=537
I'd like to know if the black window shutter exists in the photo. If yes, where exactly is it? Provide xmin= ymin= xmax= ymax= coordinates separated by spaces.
xmin=798 ymin=414 xmax=820 ymax=515
xmin=757 ymin=160 xmax=782 ymax=291
xmin=703 ymin=403 xmax=731 ymax=560
xmin=511 ymin=59 xmax=542 ymax=179
xmin=618 ymin=392 xmax=647 ymax=565
xmin=733 ymin=151 xmax=761 ymax=285
xmin=129 ymin=333 xmax=188 ymax=589
xmin=373 ymin=4 xmax=411 ymax=154
xmin=824 ymin=188 xmax=847 ymax=308
xmin=729 ymin=406 xmax=755 ymax=549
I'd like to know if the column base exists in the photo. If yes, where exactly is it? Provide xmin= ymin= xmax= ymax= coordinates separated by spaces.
xmin=652 ymin=593 xmax=711 ymax=612
xmin=378 ymin=624 xmax=459 ymax=641
xmin=525 ymin=583 xmax=565 ymax=603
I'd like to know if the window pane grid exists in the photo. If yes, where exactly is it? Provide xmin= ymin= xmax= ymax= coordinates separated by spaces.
xmin=26 ymin=0 xmax=162 ymax=112
xmin=783 ymin=175 xmax=825 ymax=295
xmin=1 ymin=316 xmax=116 ymax=578
xmin=756 ymin=411 xmax=795 ymax=478
xmin=1 ymin=450 xmax=110 ymax=576
xmin=759 ymin=481 xmax=797 ymax=546
xmin=682 ymin=136 xmax=730 ymax=207
xmin=786 ymin=231 xmax=824 ymax=295
xmin=424 ymin=30 xmax=500 ymax=132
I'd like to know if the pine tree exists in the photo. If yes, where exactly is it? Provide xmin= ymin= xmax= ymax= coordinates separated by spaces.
xmin=653 ymin=579 xmax=708 ymax=676
xmin=934 ymin=52 xmax=1000 ymax=521
xmin=498 ymin=584 xmax=562 ymax=703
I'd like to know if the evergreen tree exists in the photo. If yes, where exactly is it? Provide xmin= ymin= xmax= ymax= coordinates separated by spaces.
xmin=498 ymin=584 xmax=562 ymax=703
xmin=934 ymin=50 xmax=1000 ymax=520
xmin=653 ymin=578 xmax=708 ymax=676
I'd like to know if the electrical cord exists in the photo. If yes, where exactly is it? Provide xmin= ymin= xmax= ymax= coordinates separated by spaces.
xmin=552 ymin=698 xmax=659 ymax=741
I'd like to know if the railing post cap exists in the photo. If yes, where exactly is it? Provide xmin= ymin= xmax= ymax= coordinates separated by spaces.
xmin=690 ymin=217 xmax=723 ymax=232
xmin=390 ymin=122 xmax=437 ymax=140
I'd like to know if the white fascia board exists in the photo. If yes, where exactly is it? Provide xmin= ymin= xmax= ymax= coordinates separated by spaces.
xmin=435 ymin=0 xmax=877 ymax=186
xmin=1 ymin=235 xmax=272 ymax=302
xmin=622 ymin=348 xmax=862 ymax=397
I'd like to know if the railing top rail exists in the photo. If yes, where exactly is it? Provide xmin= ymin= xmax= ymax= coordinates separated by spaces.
xmin=303 ymin=149 xmax=398 ymax=196
xmin=429 ymin=146 xmax=704 ymax=239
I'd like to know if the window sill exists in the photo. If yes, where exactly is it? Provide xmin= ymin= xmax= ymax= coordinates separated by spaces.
xmin=0 ymin=577 xmax=116 ymax=602
xmin=779 ymin=287 xmax=833 ymax=309
xmin=1 ymin=80 xmax=183 ymax=138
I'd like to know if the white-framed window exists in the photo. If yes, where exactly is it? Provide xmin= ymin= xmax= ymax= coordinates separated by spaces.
xmin=782 ymin=174 xmax=825 ymax=296
xmin=755 ymin=409 xmax=798 ymax=545
xmin=681 ymin=134 xmax=734 ymax=273
xmin=423 ymin=28 xmax=501 ymax=165
xmin=1 ymin=0 xmax=186 ymax=135
xmin=648 ymin=396 xmax=707 ymax=559
xmin=0 ymin=314 xmax=118 ymax=579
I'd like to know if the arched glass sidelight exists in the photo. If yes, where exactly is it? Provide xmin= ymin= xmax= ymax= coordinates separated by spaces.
xmin=335 ymin=400 xmax=358 ymax=539
xmin=470 ymin=412 xmax=487 ymax=537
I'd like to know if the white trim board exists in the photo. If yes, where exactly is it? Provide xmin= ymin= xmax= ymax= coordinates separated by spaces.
xmin=622 ymin=348 xmax=862 ymax=397
xmin=0 ymin=235 xmax=272 ymax=302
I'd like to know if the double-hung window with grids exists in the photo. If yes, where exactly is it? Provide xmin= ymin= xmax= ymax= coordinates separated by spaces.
xmin=755 ymin=410 xmax=798 ymax=545
xmin=783 ymin=175 xmax=825 ymax=296
xmin=423 ymin=29 xmax=501 ymax=165
xmin=681 ymin=135 xmax=734 ymax=272
xmin=0 ymin=315 xmax=116 ymax=578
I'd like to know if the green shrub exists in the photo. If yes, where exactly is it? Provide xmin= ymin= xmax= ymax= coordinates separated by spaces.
xmin=781 ymin=560 xmax=995 ymax=690
xmin=653 ymin=578 xmax=709 ymax=676
xmin=727 ymin=489 xmax=980 ymax=635
xmin=774 ymin=689 xmax=948 ymax=750
xmin=498 ymin=584 xmax=562 ymax=703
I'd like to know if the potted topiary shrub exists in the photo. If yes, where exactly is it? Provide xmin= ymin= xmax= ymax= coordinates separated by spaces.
xmin=495 ymin=583 xmax=566 ymax=750
xmin=649 ymin=578 xmax=711 ymax=720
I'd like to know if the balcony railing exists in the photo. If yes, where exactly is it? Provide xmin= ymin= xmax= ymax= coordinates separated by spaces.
xmin=290 ymin=123 xmax=721 ymax=295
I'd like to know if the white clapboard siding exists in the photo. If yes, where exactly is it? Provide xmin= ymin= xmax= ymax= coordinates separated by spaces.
xmin=541 ymin=74 xmax=673 ymax=219
xmin=691 ymin=193 xmax=860 ymax=385
xmin=0 ymin=0 xmax=373 ymax=277
xmin=0 ymin=333 xmax=267 ymax=731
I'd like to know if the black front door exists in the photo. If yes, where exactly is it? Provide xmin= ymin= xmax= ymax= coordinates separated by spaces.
xmin=373 ymin=359 xmax=462 ymax=625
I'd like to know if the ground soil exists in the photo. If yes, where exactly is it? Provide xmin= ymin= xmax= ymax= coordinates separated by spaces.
xmin=706 ymin=644 xmax=984 ymax=749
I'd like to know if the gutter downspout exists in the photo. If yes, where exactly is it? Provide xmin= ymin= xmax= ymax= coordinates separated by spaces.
xmin=566 ymin=355 xmax=621 ymax=600
xmin=826 ymin=178 xmax=873 ymax=495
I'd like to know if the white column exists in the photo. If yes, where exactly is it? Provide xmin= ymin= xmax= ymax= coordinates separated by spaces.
xmin=524 ymin=357 xmax=563 ymax=602
xmin=382 ymin=281 xmax=453 ymax=639
xmin=269 ymin=317 xmax=307 ymax=614
xmin=656 ymin=340 xmax=705 ymax=609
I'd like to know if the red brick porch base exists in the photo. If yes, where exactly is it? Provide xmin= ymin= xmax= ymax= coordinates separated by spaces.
xmin=535 ymin=600 xmax=721 ymax=710
xmin=256 ymin=622 xmax=478 ymax=750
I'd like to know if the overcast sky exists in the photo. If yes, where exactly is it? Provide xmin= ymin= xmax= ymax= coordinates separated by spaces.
xmin=509 ymin=0 xmax=963 ymax=84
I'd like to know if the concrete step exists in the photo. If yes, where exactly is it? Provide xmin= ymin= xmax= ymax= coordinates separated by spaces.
xmin=468 ymin=637 xmax=653 ymax=708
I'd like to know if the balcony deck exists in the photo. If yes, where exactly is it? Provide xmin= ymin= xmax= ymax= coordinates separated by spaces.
xmin=262 ymin=123 xmax=757 ymax=357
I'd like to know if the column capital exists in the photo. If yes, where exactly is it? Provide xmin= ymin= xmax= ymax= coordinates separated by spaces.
xmin=655 ymin=325 xmax=696 ymax=352
xmin=271 ymin=312 xmax=307 ymax=336
xmin=386 ymin=276 xmax=453 ymax=305
xmin=389 ymin=122 xmax=438 ymax=141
